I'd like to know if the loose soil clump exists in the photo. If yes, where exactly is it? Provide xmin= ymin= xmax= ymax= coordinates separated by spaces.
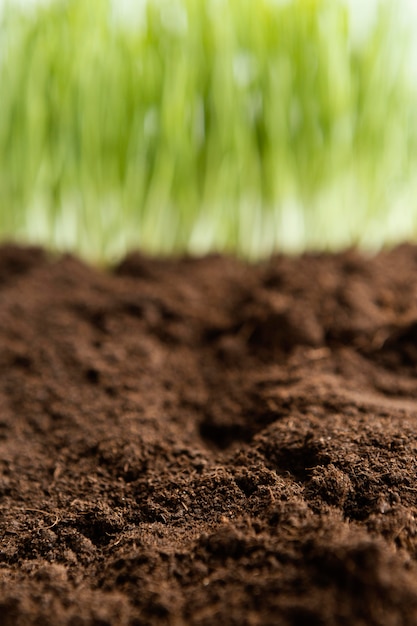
xmin=2 ymin=243 xmax=417 ymax=625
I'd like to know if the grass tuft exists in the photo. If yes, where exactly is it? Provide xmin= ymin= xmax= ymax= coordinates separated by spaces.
xmin=0 ymin=0 xmax=416 ymax=261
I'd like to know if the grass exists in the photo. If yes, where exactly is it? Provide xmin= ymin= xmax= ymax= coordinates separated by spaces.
xmin=0 ymin=0 xmax=416 ymax=262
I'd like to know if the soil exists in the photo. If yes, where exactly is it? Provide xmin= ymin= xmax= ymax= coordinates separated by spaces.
xmin=2 ymin=243 xmax=417 ymax=625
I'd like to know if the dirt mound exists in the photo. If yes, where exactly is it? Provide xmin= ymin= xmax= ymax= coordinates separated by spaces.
xmin=2 ymin=243 xmax=417 ymax=625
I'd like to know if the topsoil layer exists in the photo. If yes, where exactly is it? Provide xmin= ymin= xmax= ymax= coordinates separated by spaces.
xmin=2 ymin=243 xmax=417 ymax=625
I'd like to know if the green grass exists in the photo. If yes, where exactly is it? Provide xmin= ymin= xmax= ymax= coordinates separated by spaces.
xmin=0 ymin=0 xmax=416 ymax=261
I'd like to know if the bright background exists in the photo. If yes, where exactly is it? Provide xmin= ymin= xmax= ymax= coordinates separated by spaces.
xmin=0 ymin=0 xmax=417 ymax=262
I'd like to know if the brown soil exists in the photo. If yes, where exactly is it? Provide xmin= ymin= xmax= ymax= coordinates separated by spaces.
xmin=2 ymin=243 xmax=417 ymax=625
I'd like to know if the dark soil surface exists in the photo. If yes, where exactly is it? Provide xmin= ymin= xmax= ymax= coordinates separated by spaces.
xmin=2 ymin=243 xmax=417 ymax=625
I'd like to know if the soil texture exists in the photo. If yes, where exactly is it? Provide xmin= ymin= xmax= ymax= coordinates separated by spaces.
xmin=2 ymin=243 xmax=417 ymax=625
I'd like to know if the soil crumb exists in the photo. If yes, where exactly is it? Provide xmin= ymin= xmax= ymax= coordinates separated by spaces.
xmin=2 ymin=243 xmax=417 ymax=625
